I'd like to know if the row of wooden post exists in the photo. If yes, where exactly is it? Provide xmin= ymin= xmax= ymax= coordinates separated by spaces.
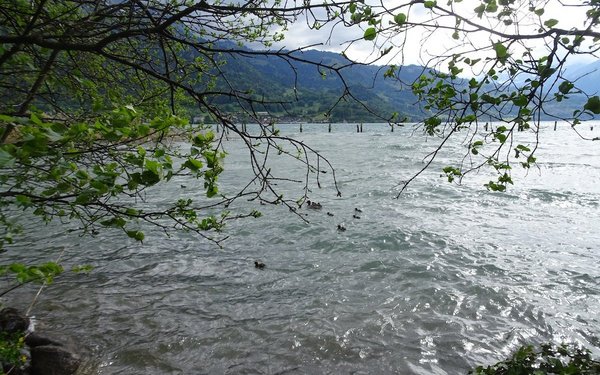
xmin=300 ymin=123 xmax=368 ymax=132
xmin=227 ymin=120 xmax=594 ymax=134
xmin=299 ymin=123 xmax=397 ymax=133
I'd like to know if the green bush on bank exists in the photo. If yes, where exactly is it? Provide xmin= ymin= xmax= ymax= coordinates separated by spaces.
xmin=471 ymin=343 xmax=600 ymax=375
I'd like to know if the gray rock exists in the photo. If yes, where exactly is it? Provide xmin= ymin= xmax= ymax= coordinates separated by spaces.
xmin=30 ymin=345 xmax=80 ymax=375
xmin=2 ymin=364 xmax=30 ymax=375
xmin=25 ymin=332 xmax=64 ymax=348
xmin=0 ymin=307 xmax=29 ymax=334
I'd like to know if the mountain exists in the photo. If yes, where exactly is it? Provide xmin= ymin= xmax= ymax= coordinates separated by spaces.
xmin=564 ymin=60 xmax=600 ymax=96
xmin=209 ymin=46 xmax=427 ymax=122
xmin=201 ymin=44 xmax=599 ymax=123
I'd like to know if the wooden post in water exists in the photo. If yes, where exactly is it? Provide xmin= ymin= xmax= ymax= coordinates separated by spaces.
xmin=484 ymin=123 xmax=488 ymax=131
xmin=328 ymin=123 xmax=331 ymax=133
xmin=360 ymin=123 xmax=363 ymax=132
xmin=356 ymin=124 xmax=360 ymax=133
xmin=391 ymin=124 xmax=394 ymax=132
xmin=299 ymin=123 xmax=303 ymax=133
xmin=554 ymin=121 xmax=557 ymax=131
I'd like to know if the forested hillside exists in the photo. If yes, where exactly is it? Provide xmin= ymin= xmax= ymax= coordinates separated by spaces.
xmin=207 ymin=45 xmax=599 ymax=123
xmin=208 ymin=46 xmax=427 ymax=122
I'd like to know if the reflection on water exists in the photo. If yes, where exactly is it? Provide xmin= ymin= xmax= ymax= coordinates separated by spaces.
xmin=2 ymin=123 xmax=600 ymax=374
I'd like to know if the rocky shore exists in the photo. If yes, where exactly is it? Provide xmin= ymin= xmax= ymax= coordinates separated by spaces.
xmin=1 ymin=307 xmax=81 ymax=375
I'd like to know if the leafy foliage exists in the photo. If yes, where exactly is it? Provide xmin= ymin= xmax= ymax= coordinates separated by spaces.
xmin=470 ymin=343 xmax=600 ymax=375
xmin=344 ymin=0 xmax=600 ymax=195
xmin=0 ymin=0 xmax=348 ymax=261
xmin=0 ymin=332 xmax=26 ymax=369
xmin=0 ymin=262 xmax=63 ymax=285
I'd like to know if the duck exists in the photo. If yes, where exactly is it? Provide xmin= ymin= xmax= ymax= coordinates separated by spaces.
xmin=337 ymin=224 xmax=346 ymax=231
xmin=355 ymin=207 xmax=363 ymax=213
xmin=353 ymin=214 xmax=361 ymax=219
xmin=327 ymin=212 xmax=334 ymax=217
xmin=254 ymin=261 xmax=266 ymax=269
xmin=306 ymin=200 xmax=322 ymax=209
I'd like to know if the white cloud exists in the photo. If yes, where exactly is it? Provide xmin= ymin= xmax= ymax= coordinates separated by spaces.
xmin=265 ymin=0 xmax=597 ymax=70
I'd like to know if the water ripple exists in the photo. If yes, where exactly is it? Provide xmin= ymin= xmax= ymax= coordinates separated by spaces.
xmin=3 ymin=124 xmax=600 ymax=374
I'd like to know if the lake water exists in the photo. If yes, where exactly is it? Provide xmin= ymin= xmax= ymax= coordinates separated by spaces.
xmin=3 ymin=122 xmax=600 ymax=374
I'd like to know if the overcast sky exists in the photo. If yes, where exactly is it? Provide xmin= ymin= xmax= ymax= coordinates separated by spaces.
xmin=265 ymin=0 xmax=598 ymax=70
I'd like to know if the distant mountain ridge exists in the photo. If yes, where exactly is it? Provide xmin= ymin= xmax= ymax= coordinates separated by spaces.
xmin=564 ymin=60 xmax=600 ymax=96
xmin=212 ymin=45 xmax=427 ymax=122
xmin=208 ymin=44 xmax=599 ymax=122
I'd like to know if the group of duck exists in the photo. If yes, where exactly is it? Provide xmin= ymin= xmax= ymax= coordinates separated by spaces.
xmin=254 ymin=201 xmax=363 ymax=270
xmin=305 ymin=200 xmax=362 ymax=232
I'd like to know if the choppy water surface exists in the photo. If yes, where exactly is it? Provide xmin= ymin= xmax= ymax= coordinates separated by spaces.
xmin=4 ymin=123 xmax=600 ymax=374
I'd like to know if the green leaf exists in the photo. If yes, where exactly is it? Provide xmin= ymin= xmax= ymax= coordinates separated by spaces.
xmin=184 ymin=158 xmax=203 ymax=171
xmin=558 ymin=81 xmax=574 ymax=94
xmin=30 ymin=113 xmax=43 ymax=126
xmin=584 ymin=96 xmax=600 ymax=114
xmin=363 ymin=27 xmax=377 ymax=41
xmin=0 ymin=114 xmax=15 ymax=122
xmin=485 ymin=181 xmax=506 ymax=192
xmin=394 ymin=13 xmax=406 ymax=24
xmin=15 ymin=195 xmax=32 ymax=207
xmin=0 ymin=148 xmax=15 ymax=167
xmin=206 ymin=185 xmax=218 ymax=198
xmin=126 ymin=230 xmax=145 ymax=242
xmin=513 ymin=95 xmax=528 ymax=107
xmin=125 ymin=208 xmax=140 ymax=216
xmin=74 ymin=191 xmax=95 ymax=205
xmin=141 ymin=170 xmax=160 ymax=186
xmin=486 ymin=0 xmax=498 ymax=13
xmin=424 ymin=116 xmax=442 ymax=135
xmin=424 ymin=1 xmax=436 ymax=8
xmin=544 ymin=19 xmax=559 ymax=28
xmin=145 ymin=159 xmax=161 ymax=174
xmin=474 ymin=4 xmax=486 ymax=17
xmin=100 ymin=217 xmax=127 ymax=228
xmin=493 ymin=42 xmax=509 ymax=60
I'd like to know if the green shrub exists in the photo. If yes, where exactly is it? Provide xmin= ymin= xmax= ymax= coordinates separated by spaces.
xmin=470 ymin=343 xmax=600 ymax=374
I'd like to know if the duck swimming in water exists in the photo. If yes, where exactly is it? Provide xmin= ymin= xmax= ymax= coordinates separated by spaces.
xmin=306 ymin=200 xmax=322 ymax=209
xmin=254 ymin=261 xmax=266 ymax=269
xmin=337 ymin=224 xmax=346 ymax=231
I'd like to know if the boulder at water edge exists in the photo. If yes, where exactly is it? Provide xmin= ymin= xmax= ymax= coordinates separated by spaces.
xmin=27 ymin=331 xmax=81 ymax=375
xmin=0 ymin=307 xmax=29 ymax=334
xmin=29 ymin=344 xmax=81 ymax=375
